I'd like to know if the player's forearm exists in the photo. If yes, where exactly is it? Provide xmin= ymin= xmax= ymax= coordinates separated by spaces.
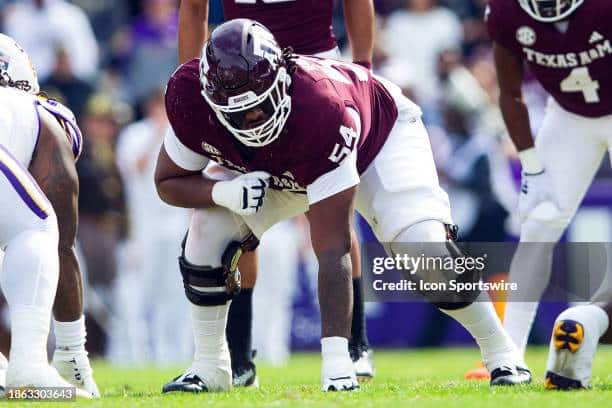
xmin=155 ymin=174 xmax=217 ymax=208
xmin=343 ymin=0 xmax=374 ymax=64
xmin=317 ymin=248 xmax=353 ymax=338
xmin=178 ymin=0 xmax=209 ymax=63
xmin=493 ymin=42 xmax=534 ymax=154
xmin=499 ymin=91 xmax=535 ymax=152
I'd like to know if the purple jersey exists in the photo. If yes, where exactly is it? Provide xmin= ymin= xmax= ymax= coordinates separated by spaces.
xmin=165 ymin=57 xmax=398 ymax=191
xmin=221 ymin=0 xmax=336 ymax=55
xmin=486 ymin=0 xmax=612 ymax=117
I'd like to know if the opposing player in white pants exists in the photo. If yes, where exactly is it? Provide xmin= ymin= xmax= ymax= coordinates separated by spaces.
xmin=0 ymin=83 xmax=90 ymax=398
xmin=0 ymin=34 xmax=98 ymax=396
xmin=156 ymin=20 xmax=530 ymax=392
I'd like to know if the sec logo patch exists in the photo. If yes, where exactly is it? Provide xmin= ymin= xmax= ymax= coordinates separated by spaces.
xmin=516 ymin=26 xmax=536 ymax=46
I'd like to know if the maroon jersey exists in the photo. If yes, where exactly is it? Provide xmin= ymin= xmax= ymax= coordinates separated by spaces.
xmin=486 ymin=0 xmax=612 ymax=117
xmin=165 ymin=57 xmax=398 ymax=191
xmin=221 ymin=0 xmax=336 ymax=55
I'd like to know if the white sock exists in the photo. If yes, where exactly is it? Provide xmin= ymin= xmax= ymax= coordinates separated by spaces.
xmin=441 ymin=300 xmax=523 ymax=371
xmin=191 ymin=303 xmax=230 ymax=365
xmin=557 ymin=304 xmax=609 ymax=339
xmin=10 ymin=306 xmax=51 ymax=366
xmin=321 ymin=337 xmax=354 ymax=378
xmin=1 ymin=229 xmax=58 ymax=367
xmin=503 ymin=301 xmax=539 ymax=356
xmin=321 ymin=337 xmax=350 ymax=358
xmin=54 ymin=315 xmax=87 ymax=352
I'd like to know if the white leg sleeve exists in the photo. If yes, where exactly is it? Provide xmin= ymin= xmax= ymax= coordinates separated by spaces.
xmin=505 ymin=99 xmax=608 ymax=356
xmin=2 ymin=227 xmax=59 ymax=365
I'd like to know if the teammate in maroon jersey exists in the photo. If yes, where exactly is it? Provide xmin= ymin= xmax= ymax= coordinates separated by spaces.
xmin=178 ymin=0 xmax=375 ymax=386
xmin=155 ymin=19 xmax=531 ymax=393
xmin=486 ymin=0 xmax=612 ymax=389
xmin=178 ymin=0 xmax=374 ymax=63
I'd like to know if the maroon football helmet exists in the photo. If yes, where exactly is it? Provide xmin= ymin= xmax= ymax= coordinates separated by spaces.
xmin=200 ymin=19 xmax=292 ymax=147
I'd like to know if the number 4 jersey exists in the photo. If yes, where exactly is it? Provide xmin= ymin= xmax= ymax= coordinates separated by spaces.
xmin=485 ymin=0 xmax=612 ymax=117
xmin=164 ymin=57 xmax=418 ymax=194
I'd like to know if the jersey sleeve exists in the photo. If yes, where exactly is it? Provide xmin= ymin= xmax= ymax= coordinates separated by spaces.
xmin=164 ymin=61 xmax=211 ymax=171
xmin=484 ymin=1 xmax=520 ymax=55
xmin=163 ymin=127 xmax=209 ymax=171
xmin=305 ymin=106 xmax=361 ymax=205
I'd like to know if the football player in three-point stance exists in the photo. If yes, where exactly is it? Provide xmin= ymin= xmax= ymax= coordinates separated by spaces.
xmin=155 ymin=19 xmax=531 ymax=392
xmin=0 ymin=34 xmax=99 ymax=397
xmin=178 ymin=0 xmax=376 ymax=386
xmin=0 ymin=65 xmax=91 ymax=398
xmin=486 ymin=0 xmax=612 ymax=389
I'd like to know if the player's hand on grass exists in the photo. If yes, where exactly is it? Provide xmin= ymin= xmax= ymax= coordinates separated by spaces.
xmin=212 ymin=171 xmax=270 ymax=216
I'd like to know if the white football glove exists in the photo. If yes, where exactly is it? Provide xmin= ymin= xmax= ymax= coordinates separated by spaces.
xmin=518 ymin=170 xmax=562 ymax=223
xmin=517 ymin=147 xmax=561 ymax=223
xmin=211 ymin=171 xmax=270 ymax=216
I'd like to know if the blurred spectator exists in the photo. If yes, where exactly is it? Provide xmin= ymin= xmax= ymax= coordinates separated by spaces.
xmin=380 ymin=0 xmax=462 ymax=104
xmin=111 ymin=88 xmax=191 ymax=364
xmin=439 ymin=104 xmax=508 ymax=241
xmin=70 ymin=0 xmax=131 ymax=66
xmin=435 ymin=49 xmax=517 ymax=240
xmin=76 ymin=94 xmax=128 ymax=292
xmin=437 ymin=49 xmax=503 ymax=138
xmin=113 ymin=0 xmax=178 ymax=104
xmin=41 ymin=45 xmax=95 ymax=120
xmin=3 ymin=0 xmax=99 ymax=81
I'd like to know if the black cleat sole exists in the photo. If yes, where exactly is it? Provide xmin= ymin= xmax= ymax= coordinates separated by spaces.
xmin=162 ymin=374 xmax=208 ymax=394
xmin=544 ymin=371 xmax=585 ymax=390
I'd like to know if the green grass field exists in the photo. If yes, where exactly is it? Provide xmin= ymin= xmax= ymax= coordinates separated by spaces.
xmin=13 ymin=346 xmax=612 ymax=407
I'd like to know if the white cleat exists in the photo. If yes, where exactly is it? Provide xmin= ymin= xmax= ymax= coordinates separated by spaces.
xmin=322 ymin=373 xmax=359 ymax=392
xmin=482 ymin=344 xmax=531 ymax=387
xmin=52 ymin=349 xmax=100 ymax=397
xmin=545 ymin=318 xmax=598 ymax=389
xmin=162 ymin=365 xmax=232 ymax=393
xmin=163 ymin=344 xmax=232 ymax=394
xmin=321 ymin=355 xmax=359 ymax=392
xmin=6 ymin=364 xmax=92 ymax=399
xmin=351 ymin=348 xmax=375 ymax=382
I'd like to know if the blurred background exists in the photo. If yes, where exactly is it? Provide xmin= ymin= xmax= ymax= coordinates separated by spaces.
xmin=0 ymin=0 xmax=610 ymax=366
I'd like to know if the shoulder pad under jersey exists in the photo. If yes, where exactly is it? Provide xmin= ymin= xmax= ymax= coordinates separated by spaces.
xmin=35 ymin=96 xmax=83 ymax=161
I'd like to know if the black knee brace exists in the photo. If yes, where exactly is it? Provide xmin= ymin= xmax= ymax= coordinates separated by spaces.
xmin=178 ymin=232 xmax=259 ymax=306
xmin=432 ymin=224 xmax=482 ymax=310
